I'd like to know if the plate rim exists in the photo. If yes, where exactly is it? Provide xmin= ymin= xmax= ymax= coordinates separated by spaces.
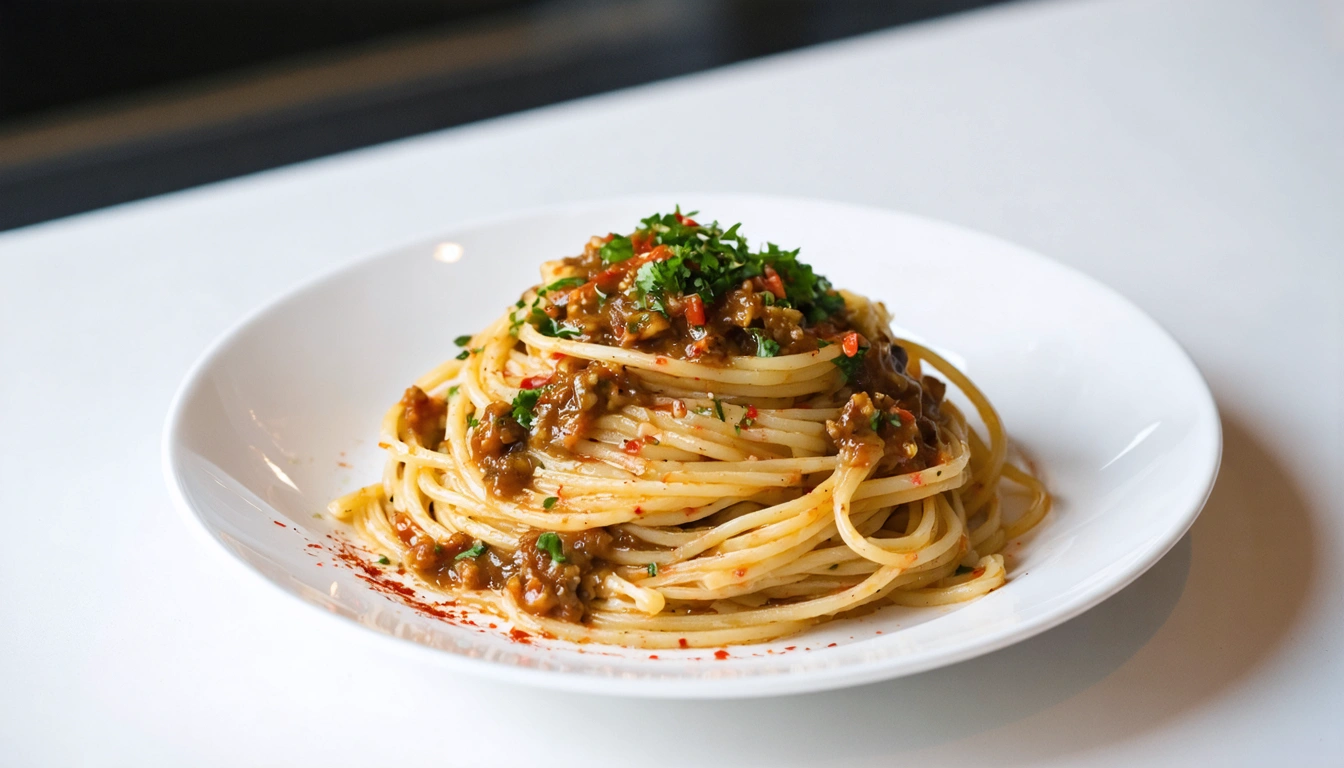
xmin=161 ymin=193 xmax=1222 ymax=698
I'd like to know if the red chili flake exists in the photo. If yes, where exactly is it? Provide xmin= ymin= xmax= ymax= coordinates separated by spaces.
xmin=306 ymin=544 xmax=322 ymax=549
xmin=550 ymin=352 xmax=566 ymax=360
xmin=910 ymin=472 xmax=923 ymax=486
xmin=655 ymin=356 xmax=669 ymax=366
xmin=648 ymin=654 xmax=659 ymax=660
xmin=841 ymin=331 xmax=860 ymax=357
xmin=623 ymin=439 xmax=643 ymax=455
xmin=733 ymin=568 xmax=747 ymax=579
xmin=785 ymin=646 xmax=796 ymax=651
xmin=895 ymin=408 xmax=914 ymax=424
xmin=488 ymin=623 xmax=498 ymax=629
xmin=827 ymin=642 xmax=838 ymax=648
xmin=519 ymin=375 xmax=551 ymax=389
xmin=602 ymin=233 xmax=615 ymax=243
xmin=971 ymin=567 xmax=986 ymax=578
xmin=315 ymin=562 xmax=323 ymax=567
xmin=272 ymin=521 xmax=286 ymax=528
xmin=713 ymin=650 xmax=730 ymax=660
xmin=678 ymin=638 xmax=689 ymax=648
xmin=509 ymin=628 xmax=532 ymax=644
xmin=633 ymin=506 xmax=644 ymax=516
xmin=745 ymin=404 xmax=759 ymax=420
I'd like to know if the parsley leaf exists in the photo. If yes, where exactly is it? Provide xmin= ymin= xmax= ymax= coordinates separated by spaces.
xmin=752 ymin=331 xmax=780 ymax=358
xmin=542 ymin=496 xmax=559 ymax=509
xmin=599 ymin=235 xmax=634 ymax=264
xmin=712 ymin=396 xmax=726 ymax=422
xmin=831 ymin=346 xmax=867 ymax=383
xmin=530 ymin=307 xmax=580 ymax=339
xmin=467 ymin=415 xmax=479 ymax=428
xmin=511 ymin=387 xmax=543 ymax=429
xmin=646 ymin=562 xmax=658 ymax=577
xmin=455 ymin=541 xmax=487 ymax=560
xmin=869 ymin=412 xmax=884 ymax=432
xmin=536 ymin=532 xmax=567 ymax=563
xmin=453 ymin=335 xmax=472 ymax=347
xmin=455 ymin=349 xmax=470 ymax=360
xmin=377 ymin=555 xmax=391 ymax=565
xmin=539 ymin=276 xmax=585 ymax=295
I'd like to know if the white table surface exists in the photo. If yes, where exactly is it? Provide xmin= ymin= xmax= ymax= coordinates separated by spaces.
xmin=3 ymin=0 xmax=1341 ymax=764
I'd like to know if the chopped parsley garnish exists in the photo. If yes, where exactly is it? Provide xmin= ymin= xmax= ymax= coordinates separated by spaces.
xmin=447 ymin=384 xmax=460 ymax=397
xmin=646 ymin=562 xmax=658 ymax=577
xmin=455 ymin=349 xmax=470 ymax=360
xmin=511 ymin=387 xmax=544 ymax=429
xmin=531 ymin=309 xmax=580 ymax=339
xmin=623 ymin=209 xmax=844 ymax=323
xmin=752 ymin=330 xmax=780 ymax=358
xmin=869 ymin=412 xmax=884 ymax=432
xmin=599 ymin=234 xmax=635 ymax=264
xmin=831 ymin=345 xmax=867 ymax=383
xmin=536 ymin=532 xmax=567 ymax=563
xmin=454 ymin=541 xmax=487 ymax=560
xmin=467 ymin=415 xmax=479 ymax=428
xmin=377 ymin=555 xmax=391 ymax=565
xmin=542 ymin=496 xmax=559 ymax=509
xmin=453 ymin=334 xmax=472 ymax=347
xmin=539 ymin=276 xmax=585 ymax=295
xmin=712 ymin=396 xmax=726 ymax=422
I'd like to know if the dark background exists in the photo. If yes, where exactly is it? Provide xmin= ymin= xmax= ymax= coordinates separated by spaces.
xmin=0 ymin=0 xmax=1009 ymax=231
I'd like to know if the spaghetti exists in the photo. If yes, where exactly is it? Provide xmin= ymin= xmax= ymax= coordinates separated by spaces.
xmin=331 ymin=209 xmax=1050 ymax=648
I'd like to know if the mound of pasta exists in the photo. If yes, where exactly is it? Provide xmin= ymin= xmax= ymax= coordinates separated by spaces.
xmin=331 ymin=209 xmax=1049 ymax=648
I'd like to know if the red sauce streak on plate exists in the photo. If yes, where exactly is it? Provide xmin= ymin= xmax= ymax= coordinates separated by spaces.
xmin=330 ymin=540 xmax=458 ymax=621
xmin=509 ymin=628 xmax=532 ymax=644
xmin=273 ymin=521 xmax=286 ymax=527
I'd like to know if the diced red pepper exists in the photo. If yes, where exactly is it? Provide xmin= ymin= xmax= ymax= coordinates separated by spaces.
xmin=518 ymin=375 xmax=551 ymax=390
xmin=762 ymin=265 xmax=787 ymax=300
xmin=630 ymin=230 xmax=655 ymax=254
xmin=674 ymin=211 xmax=699 ymax=227
xmin=684 ymin=293 xmax=706 ymax=327
xmin=841 ymin=331 xmax=860 ymax=357
xmin=623 ymin=439 xmax=643 ymax=455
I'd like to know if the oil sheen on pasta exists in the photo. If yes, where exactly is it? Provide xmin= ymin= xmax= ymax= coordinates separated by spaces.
xmin=330 ymin=209 xmax=1051 ymax=648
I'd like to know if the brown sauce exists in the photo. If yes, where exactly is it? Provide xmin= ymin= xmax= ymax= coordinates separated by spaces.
xmin=401 ymin=524 xmax=613 ymax=623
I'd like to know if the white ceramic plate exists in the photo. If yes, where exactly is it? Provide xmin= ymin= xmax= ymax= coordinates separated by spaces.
xmin=162 ymin=195 xmax=1220 ymax=698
